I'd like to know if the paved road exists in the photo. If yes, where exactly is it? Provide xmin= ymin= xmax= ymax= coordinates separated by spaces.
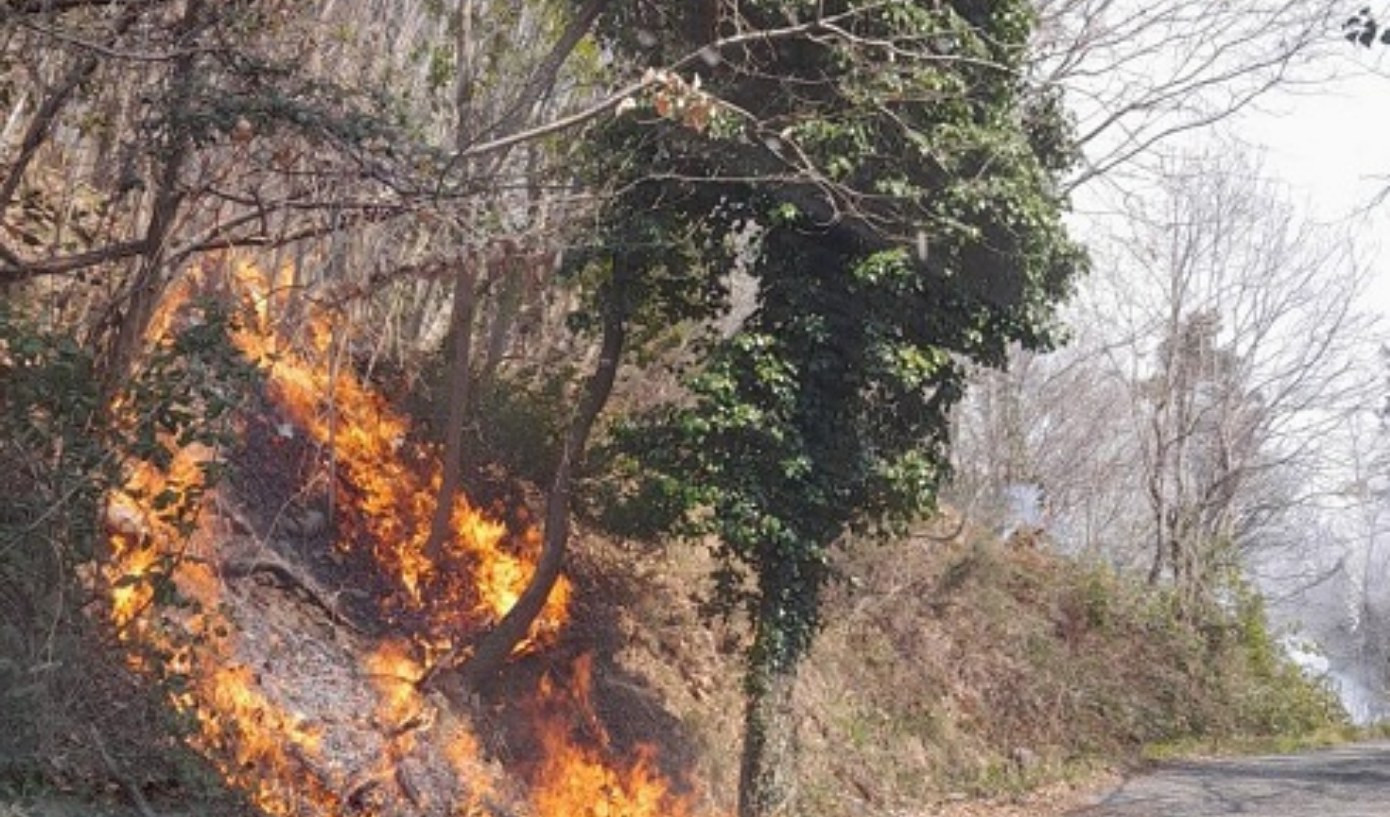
xmin=1069 ymin=742 xmax=1390 ymax=817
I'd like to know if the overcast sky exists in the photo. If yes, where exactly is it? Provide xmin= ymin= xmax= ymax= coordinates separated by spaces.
xmin=1239 ymin=51 xmax=1390 ymax=319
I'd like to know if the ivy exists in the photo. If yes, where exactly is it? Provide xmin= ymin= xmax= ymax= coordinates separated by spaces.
xmin=590 ymin=0 xmax=1085 ymax=653
xmin=576 ymin=2 xmax=1088 ymax=809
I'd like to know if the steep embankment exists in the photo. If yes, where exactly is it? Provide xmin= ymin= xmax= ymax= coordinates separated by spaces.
xmin=575 ymin=515 xmax=1347 ymax=817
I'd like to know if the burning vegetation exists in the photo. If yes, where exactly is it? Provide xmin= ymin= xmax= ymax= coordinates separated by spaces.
xmin=100 ymin=257 xmax=715 ymax=817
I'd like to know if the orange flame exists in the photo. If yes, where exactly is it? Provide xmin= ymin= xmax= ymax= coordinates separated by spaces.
xmin=186 ymin=663 xmax=338 ymax=817
xmin=102 ymin=256 xmax=721 ymax=817
xmin=529 ymin=655 xmax=703 ymax=817
xmin=224 ymin=259 xmax=568 ymax=646
xmin=104 ymin=440 xmax=346 ymax=816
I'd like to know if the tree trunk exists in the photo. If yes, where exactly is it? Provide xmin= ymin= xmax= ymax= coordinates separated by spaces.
xmin=738 ymin=594 xmax=801 ymax=817
xmin=443 ymin=268 xmax=627 ymax=693
xmin=478 ymin=248 xmax=523 ymax=388
xmin=423 ymin=258 xmax=479 ymax=563
xmin=423 ymin=0 xmax=482 ymax=564
xmin=100 ymin=0 xmax=202 ymax=391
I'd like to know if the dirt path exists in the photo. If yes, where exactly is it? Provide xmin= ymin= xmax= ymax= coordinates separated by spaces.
xmin=1066 ymin=742 xmax=1390 ymax=817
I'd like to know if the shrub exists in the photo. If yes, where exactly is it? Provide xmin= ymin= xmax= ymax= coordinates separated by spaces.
xmin=784 ymin=522 xmax=1348 ymax=816
xmin=0 ymin=301 xmax=252 ymax=799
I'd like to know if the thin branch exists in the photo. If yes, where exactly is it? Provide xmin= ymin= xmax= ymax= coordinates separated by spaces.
xmin=0 ymin=239 xmax=150 ymax=283
xmin=483 ymin=0 xmax=611 ymax=142
xmin=0 ymin=0 xmax=152 ymax=14
xmin=14 ymin=14 xmax=203 ymax=62
xmin=0 ymin=2 xmax=144 ymax=212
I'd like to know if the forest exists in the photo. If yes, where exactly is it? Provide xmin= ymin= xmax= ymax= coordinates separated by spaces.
xmin=1 ymin=2 xmax=1388 ymax=817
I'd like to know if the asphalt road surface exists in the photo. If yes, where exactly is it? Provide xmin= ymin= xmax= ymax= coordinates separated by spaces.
xmin=1069 ymin=741 xmax=1390 ymax=817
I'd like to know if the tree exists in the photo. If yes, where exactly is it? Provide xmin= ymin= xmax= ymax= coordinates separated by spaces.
xmin=948 ymin=343 xmax=1145 ymax=555
xmin=924 ymin=0 xmax=1357 ymax=561
xmin=1079 ymin=153 xmax=1373 ymax=603
xmin=1033 ymin=0 xmax=1342 ymax=193
xmin=447 ymin=157 xmax=739 ymax=691
xmin=563 ymin=3 xmax=1089 ymax=814
xmin=1140 ymin=308 xmax=1263 ymax=598
xmin=421 ymin=0 xmax=610 ymax=567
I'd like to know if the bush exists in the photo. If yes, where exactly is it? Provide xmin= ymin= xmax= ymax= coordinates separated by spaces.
xmin=0 ymin=301 xmax=252 ymax=800
xmin=784 ymin=522 xmax=1348 ymax=816
xmin=406 ymin=354 xmax=572 ymax=490
xmin=470 ymin=367 xmax=571 ymax=486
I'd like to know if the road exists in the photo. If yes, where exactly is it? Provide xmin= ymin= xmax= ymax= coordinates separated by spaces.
xmin=1069 ymin=741 xmax=1390 ymax=817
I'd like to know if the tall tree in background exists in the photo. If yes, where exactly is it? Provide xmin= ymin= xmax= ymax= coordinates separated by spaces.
xmin=967 ymin=153 xmax=1377 ymax=602
xmin=1119 ymin=156 xmax=1374 ymax=605
xmin=1140 ymin=308 xmax=1260 ymax=599
xmin=940 ymin=0 xmax=1347 ymax=541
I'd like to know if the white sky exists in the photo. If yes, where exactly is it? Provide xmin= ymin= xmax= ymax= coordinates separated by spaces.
xmin=1237 ymin=52 xmax=1390 ymax=320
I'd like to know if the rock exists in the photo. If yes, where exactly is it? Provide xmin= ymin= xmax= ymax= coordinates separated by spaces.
xmin=1011 ymin=746 xmax=1041 ymax=774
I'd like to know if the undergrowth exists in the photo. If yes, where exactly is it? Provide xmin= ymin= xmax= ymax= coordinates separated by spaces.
xmin=0 ymin=303 xmax=253 ymax=813
xmin=783 ymin=522 xmax=1347 ymax=815
xmin=579 ymin=513 xmax=1351 ymax=817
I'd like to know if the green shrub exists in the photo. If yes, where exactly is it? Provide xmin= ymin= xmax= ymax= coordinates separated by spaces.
xmin=469 ymin=367 xmax=571 ymax=485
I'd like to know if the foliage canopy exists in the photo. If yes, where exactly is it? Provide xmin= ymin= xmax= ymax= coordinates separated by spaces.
xmin=592 ymin=0 xmax=1086 ymax=676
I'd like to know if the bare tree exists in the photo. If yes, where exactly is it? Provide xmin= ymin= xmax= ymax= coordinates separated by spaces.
xmin=949 ymin=341 xmax=1148 ymax=560
xmin=1086 ymin=151 xmax=1377 ymax=602
xmin=1033 ymin=0 xmax=1342 ymax=193
xmin=952 ymin=147 xmax=1381 ymax=610
xmin=951 ymin=0 xmax=1354 ymax=550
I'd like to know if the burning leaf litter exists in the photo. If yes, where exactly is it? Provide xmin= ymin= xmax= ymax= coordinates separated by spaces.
xmin=101 ymin=257 xmax=721 ymax=817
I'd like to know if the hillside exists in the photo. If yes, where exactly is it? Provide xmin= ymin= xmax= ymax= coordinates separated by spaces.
xmin=563 ymin=515 xmax=1348 ymax=817
xmin=3 ymin=2 xmax=1381 ymax=815
xmin=1 ymin=507 xmax=1347 ymax=817
xmin=0 ymin=280 xmax=1350 ymax=817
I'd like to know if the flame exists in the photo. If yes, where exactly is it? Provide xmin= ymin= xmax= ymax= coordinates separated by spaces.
xmin=186 ymin=664 xmax=338 ymax=817
xmin=104 ymin=440 xmax=346 ymax=816
xmin=101 ymin=256 xmax=720 ymax=817
xmin=224 ymin=259 xmax=568 ymax=646
xmin=528 ymin=655 xmax=703 ymax=817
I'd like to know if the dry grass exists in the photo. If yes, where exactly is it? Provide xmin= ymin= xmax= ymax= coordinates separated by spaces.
xmin=568 ymin=528 xmax=747 ymax=813
xmin=577 ymin=509 xmax=1345 ymax=817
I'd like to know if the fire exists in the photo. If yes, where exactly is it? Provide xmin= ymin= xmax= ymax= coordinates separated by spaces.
xmin=366 ymin=640 xmax=426 ymax=727
xmin=186 ymin=664 xmax=338 ymax=817
xmin=102 ymin=256 xmax=720 ymax=817
xmin=224 ymin=259 xmax=569 ymax=646
xmin=529 ymin=655 xmax=703 ymax=817
xmin=105 ymin=449 xmax=345 ymax=815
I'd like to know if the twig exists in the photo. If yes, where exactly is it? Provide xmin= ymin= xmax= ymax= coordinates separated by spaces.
xmin=89 ymin=724 xmax=158 ymax=817
xmin=221 ymin=540 xmax=362 ymax=633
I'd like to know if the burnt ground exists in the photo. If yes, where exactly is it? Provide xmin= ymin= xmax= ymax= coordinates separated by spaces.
xmin=220 ymin=382 xmax=725 ymax=810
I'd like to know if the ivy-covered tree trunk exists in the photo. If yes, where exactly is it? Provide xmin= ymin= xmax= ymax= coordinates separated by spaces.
xmin=738 ymin=593 xmax=802 ymax=817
